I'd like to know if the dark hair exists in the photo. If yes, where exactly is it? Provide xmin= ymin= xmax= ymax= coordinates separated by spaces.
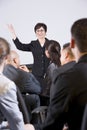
xmin=47 ymin=40 xmax=61 ymax=66
xmin=34 ymin=23 xmax=47 ymax=32
xmin=71 ymin=18 xmax=87 ymax=53
xmin=45 ymin=40 xmax=52 ymax=51
xmin=0 ymin=37 xmax=10 ymax=64
xmin=63 ymin=43 xmax=70 ymax=49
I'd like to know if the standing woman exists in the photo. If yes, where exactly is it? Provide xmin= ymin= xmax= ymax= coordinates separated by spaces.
xmin=7 ymin=23 xmax=50 ymax=92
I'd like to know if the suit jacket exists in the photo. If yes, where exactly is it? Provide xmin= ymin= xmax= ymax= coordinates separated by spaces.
xmin=0 ymin=73 xmax=25 ymax=130
xmin=3 ymin=64 xmax=41 ymax=94
xmin=81 ymin=104 xmax=87 ymax=130
xmin=39 ymin=54 xmax=87 ymax=130
xmin=52 ymin=61 xmax=76 ymax=83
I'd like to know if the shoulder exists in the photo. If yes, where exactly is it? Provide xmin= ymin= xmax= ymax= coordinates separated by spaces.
xmin=0 ymin=74 xmax=16 ymax=95
xmin=53 ymin=62 xmax=76 ymax=82
xmin=31 ymin=40 xmax=38 ymax=44
xmin=4 ymin=64 xmax=16 ymax=71
xmin=53 ymin=66 xmax=76 ymax=85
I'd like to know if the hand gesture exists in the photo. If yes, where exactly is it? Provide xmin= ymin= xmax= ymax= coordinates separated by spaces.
xmin=7 ymin=24 xmax=17 ymax=40
xmin=19 ymin=65 xmax=30 ymax=72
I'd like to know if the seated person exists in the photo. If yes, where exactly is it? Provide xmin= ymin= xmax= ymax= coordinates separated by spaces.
xmin=0 ymin=37 xmax=34 ymax=130
xmin=3 ymin=50 xmax=41 ymax=123
xmin=3 ymin=50 xmax=41 ymax=94
xmin=43 ymin=40 xmax=61 ymax=97
xmin=53 ymin=42 xmax=76 ymax=80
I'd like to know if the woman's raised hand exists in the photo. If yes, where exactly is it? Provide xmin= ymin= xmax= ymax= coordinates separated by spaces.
xmin=7 ymin=24 xmax=17 ymax=40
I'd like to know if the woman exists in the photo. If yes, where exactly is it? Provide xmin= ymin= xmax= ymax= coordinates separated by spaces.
xmin=44 ymin=40 xmax=61 ymax=98
xmin=7 ymin=23 xmax=50 ymax=92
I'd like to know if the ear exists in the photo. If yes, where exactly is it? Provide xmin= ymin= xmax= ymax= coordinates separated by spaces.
xmin=65 ymin=52 xmax=69 ymax=59
xmin=14 ymin=58 xmax=17 ymax=64
xmin=70 ymin=38 xmax=75 ymax=48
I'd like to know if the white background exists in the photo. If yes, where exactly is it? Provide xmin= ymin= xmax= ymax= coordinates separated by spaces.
xmin=0 ymin=0 xmax=87 ymax=64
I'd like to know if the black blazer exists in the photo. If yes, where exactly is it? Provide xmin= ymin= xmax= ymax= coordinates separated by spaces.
xmin=41 ymin=55 xmax=87 ymax=130
xmin=81 ymin=104 xmax=87 ymax=130
xmin=3 ymin=64 xmax=41 ymax=94
xmin=13 ymin=38 xmax=50 ymax=77
xmin=52 ymin=61 xmax=76 ymax=83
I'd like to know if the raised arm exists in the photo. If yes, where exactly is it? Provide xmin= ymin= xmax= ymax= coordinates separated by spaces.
xmin=7 ymin=24 xmax=17 ymax=40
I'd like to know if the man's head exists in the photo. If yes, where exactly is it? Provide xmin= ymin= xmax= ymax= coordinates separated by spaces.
xmin=60 ymin=43 xmax=75 ymax=65
xmin=7 ymin=50 xmax=20 ymax=68
xmin=0 ymin=37 xmax=10 ymax=66
xmin=70 ymin=18 xmax=87 ymax=61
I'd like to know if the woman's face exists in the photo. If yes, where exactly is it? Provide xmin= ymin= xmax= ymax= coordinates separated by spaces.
xmin=35 ymin=27 xmax=46 ymax=39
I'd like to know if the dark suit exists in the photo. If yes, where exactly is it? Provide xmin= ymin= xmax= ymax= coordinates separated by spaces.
xmin=3 ymin=64 xmax=41 ymax=94
xmin=3 ymin=64 xmax=41 ymax=123
xmin=37 ymin=54 xmax=87 ymax=130
xmin=81 ymin=104 xmax=87 ymax=130
xmin=52 ymin=61 xmax=76 ymax=82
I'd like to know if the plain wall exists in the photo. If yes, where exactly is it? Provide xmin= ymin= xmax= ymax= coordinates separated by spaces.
xmin=0 ymin=0 xmax=87 ymax=64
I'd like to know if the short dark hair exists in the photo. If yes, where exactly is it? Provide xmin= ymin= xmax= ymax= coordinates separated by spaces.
xmin=0 ymin=37 xmax=10 ymax=64
xmin=34 ymin=23 xmax=47 ymax=32
xmin=63 ymin=43 xmax=70 ymax=49
xmin=71 ymin=18 xmax=87 ymax=53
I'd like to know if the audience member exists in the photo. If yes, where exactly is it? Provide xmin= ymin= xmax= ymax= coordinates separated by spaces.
xmin=0 ymin=37 xmax=34 ymax=130
xmin=3 ymin=50 xmax=41 ymax=122
xmin=53 ymin=42 xmax=76 ymax=81
xmin=43 ymin=40 xmax=61 ymax=97
xmin=7 ymin=23 xmax=50 ymax=92
xmin=4 ymin=50 xmax=41 ymax=94
xmin=34 ymin=18 xmax=87 ymax=130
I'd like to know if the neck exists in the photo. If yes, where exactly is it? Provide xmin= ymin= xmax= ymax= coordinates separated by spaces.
xmin=71 ymin=45 xmax=87 ymax=62
xmin=38 ymin=38 xmax=45 ymax=45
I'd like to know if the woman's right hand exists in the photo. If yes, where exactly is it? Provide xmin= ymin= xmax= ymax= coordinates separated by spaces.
xmin=7 ymin=24 xmax=17 ymax=40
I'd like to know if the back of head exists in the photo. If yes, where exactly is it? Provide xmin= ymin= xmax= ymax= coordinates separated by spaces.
xmin=48 ymin=40 xmax=61 ymax=66
xmin=63 ymin=43 xmax=75 ymax=59
xmin=61 ymin=42 xmax=75 ymax=65
xmin=71 ymin=18 xmax=87 ymax=53
xmin=7 ymin=50 xmax=20 ymax=68
xmin=0 ymin=37 xmax=10 ymax=65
